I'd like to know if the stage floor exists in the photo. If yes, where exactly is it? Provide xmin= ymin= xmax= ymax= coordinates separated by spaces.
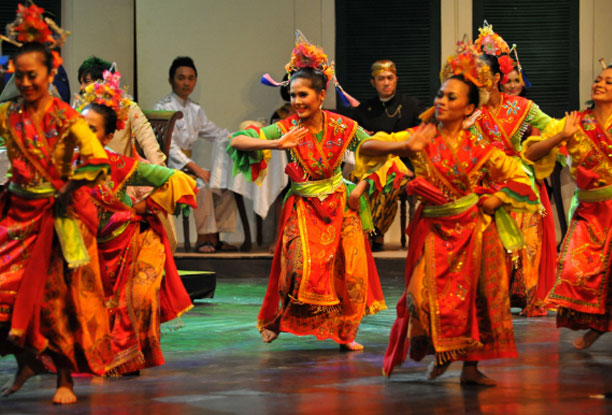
xmin=2 ymin=274 xmax=612 ymax=414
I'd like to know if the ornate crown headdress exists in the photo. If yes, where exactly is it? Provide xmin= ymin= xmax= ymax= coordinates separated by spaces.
xmin=475 ymin=20 xmax=510 ymax=56
xmin=440 ymin=39 xmax=491 ymax=88
xmin=474 ymin=21 xmax=516 ymax=84
xmin=0 ymin=2 xmax=70 ymax=70
xmin=74 ymin=67 xmax=131 ymax=131
xmin=260 ymin=30 xmax=359 ymax=107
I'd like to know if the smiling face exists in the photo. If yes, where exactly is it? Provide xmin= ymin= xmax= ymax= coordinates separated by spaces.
xmin=501 ymin=69 xmax=523 ymax=96
xmin=434 ymin=78 xmax=475 ymax=123
xmin=591 ymin=68 xmax=612 ymax=104
xmin=14 ymin=51 xmax=54 ymax=105
xmin=371 ymin=70 xmax=397 ymax=100
xmin=289 ymin=77 xmax=326 ymax=120
xmin=170 ymin=66 xmax=197 ymax=100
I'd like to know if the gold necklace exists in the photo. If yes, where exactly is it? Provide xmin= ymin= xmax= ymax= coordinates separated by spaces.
xmin=383 ymin=101 xmax=402 ymax=119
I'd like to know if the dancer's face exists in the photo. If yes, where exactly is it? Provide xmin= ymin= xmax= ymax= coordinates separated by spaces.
xmin=501 ymin=70 xmax=523 ymax=96
xmin=371 ymin=70 xmax=397 ymax=100
xmin=83 ymin=108 xmax=114 ymax=145
xmin=434 ymin=79 xmax=474 ymax=122
xmin=591 ymin=68 xmax=612 ymax=104
xmin=289 ymin=78 xmax=326 ymax=120
xmin=170 ymin=66 xmax=197 ymax=100
xmin=14 ymin=51 xmax=53 ymax=105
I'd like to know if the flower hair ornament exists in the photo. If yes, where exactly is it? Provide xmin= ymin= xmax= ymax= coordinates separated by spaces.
xmin=474 ymin=21 xmax=516 ymax=85
xmin=74 ymin=66 xmax=131 ymax=131
xmin=440 ymin=39 xmax=491 ymax=88
xmin=475 ymin=20 xmax=510 ymax=56
xmin=260 ymin=30 xmax=360 ymax=107
xmin=0 ymin=2 xmax=70 ymax=70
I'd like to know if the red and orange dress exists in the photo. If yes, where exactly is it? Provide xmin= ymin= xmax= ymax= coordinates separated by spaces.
xmin=92 ymin=149 xmax=197 ymax=375
xmin=228 ymin=111 xmax=386 ymax=345
xmin=0 ymin=98 xmax=113 ymax=375
xmin=474 ymin=93 xmax=556 ymax=316
xmin=522 ymin=110 xmax=612 ymax=332
xmin=361 ymin=127 xmax=539 ymax=376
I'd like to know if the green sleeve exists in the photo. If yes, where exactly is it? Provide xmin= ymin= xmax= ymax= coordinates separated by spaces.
xmin=527 ymin=102 xmax=553 ymax=131
xmin=226 ymin=124 xmax=283 ymax=183
xmin=348 ymin=126 xmax=371 ymax=152
xmin=128 ymin=162 xmax=175 ymax=187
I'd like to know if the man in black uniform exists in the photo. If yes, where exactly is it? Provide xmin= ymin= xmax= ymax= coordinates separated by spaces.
xmin=352 ymin=60 xmax=422 ymax=251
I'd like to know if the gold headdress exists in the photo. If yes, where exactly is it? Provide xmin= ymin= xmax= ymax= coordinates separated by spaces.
xmin=0 ymin=2 xmax=70 ymax=70
xmin=371 ymin=60 xmax=397 ymax=77
xmin=261 ymin=30 xmax=359 ymax=107
xmin=74 ymin=67 xmax=131 ymax=131
xmin=419 ymin=39 xmax=491 ymax=121
xmin=440 ymin=39 xmax=491 ymax=88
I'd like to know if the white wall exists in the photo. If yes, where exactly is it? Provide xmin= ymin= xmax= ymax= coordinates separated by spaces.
xmin=440 ymin=0 xmax=473 ymax=66
xmin=62 ymin=0 xmax=134 ymax=97
xmin=579 ymin=0 xmax=612 ymax=108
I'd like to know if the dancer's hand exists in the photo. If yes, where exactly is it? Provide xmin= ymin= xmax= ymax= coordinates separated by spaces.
xmin=277 ymin=127 xmax=308 ymax=149
xmin=481 ymin=195 xmax=503 ymax=215
xmin=561 ymin=111 xmax=580 ymax=140
xmin=404 ymin=123 xmax=436 ymax=153
xmin=348 ymin=180 xmax=369 ymax=211
xmin=56 ymin=180 xmax=85 ymax=215
xmin=133 ymin=200 xmax=147 ymax=214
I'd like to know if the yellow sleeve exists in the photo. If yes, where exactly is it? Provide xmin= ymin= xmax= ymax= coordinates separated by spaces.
xmin=70 ymin=117 xmax=110 ymax=183
xmin=148 ymin=170 xmax=197 ymax=215
xmin=486 ymin=148 xmax=540 ymax=212
xmin=520 ymin=117 xmax=565 ymax=180
xmin=353 ymin=130 xmax=412 ymax=179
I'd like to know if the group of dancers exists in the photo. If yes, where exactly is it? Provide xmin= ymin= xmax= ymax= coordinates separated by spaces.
xmin=0 ymin=2 xmax=610 ymax=406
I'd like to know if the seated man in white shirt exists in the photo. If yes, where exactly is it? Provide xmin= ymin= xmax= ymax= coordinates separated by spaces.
xmin=154 ymin=56 xmax=237 ymax=253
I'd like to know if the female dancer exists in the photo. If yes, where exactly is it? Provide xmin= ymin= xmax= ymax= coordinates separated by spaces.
xmin=77 ymin=71 xmax=197 ymax=375
xmin=358 ymin=42 xmax=539 ymax=384
xmin=0 ymin=4 xmax=111 ymax=404
xmin=473 ymin=24 xmax=556 ymax=316
xmin=229 ymin=32 xmax=387 ymax=351
xmin=523 ymin=63 xmax=612 ymax=350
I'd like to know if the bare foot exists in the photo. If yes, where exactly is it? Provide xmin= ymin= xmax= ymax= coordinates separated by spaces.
xmin=426 ymin=360 xmax=450 ymax=380
xmin=460 ymin=365 xmax=496 ymax=387
xmin=573 ymin=329 xmax=603 ymax=350
xmin=261 ymin=329 xmax=279 ymax=343
xmin=53 ymin=386 xmax=77 ymax=405
xmin=1 ymin=352 xmax=45 ymax=397
xmin=339 ymin=341 xmax=364 ymax=351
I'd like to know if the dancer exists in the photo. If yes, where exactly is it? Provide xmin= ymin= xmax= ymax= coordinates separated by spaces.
xmin=229 ymin=31 xmax=386 ymax=351
xmin=359 ymin=41 xmax=539 ymax=384
xmin=76 ymin=70 xmax=197 ymax=375
xmin=0 ymin=4 xmax=112 ymax=404
xmin=76 ymin=56 xmax=166 ymax=166
xmin=523 ymin=61 xmax=612 ymax=350
xmin=472 ymin=23 xmax=556 ymax=316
